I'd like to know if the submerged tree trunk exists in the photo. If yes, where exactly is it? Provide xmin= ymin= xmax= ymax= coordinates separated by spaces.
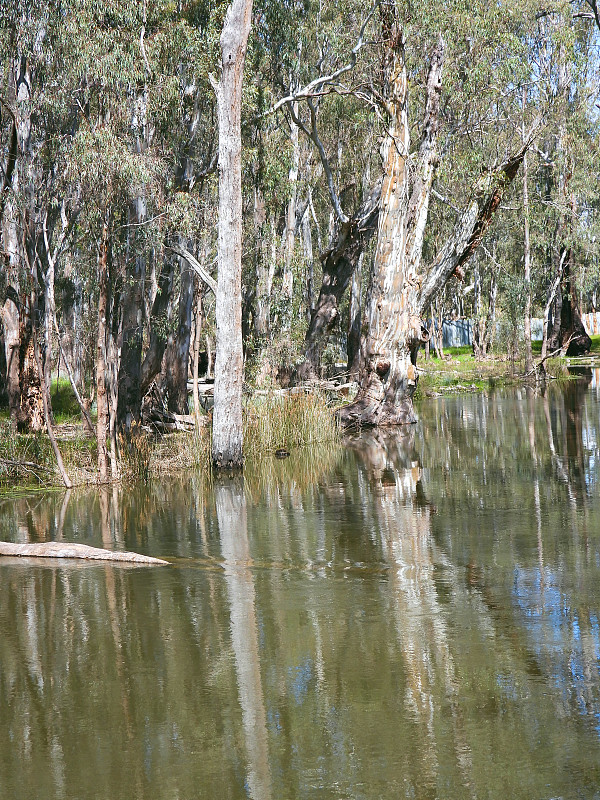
xmin=210 ymin=0 xmax=253 ymax=468
xmin=340 ymin=23 xmax=528 ymax=428
xmin=340 ymin=24 xmax=444 ymax=426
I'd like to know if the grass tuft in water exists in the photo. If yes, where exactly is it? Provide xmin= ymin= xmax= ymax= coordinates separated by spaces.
xmin=243 ymin=391 xmax=339 ymax=462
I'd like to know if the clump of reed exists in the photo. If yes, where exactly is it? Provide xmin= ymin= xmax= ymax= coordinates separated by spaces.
xmin=147 ymin=427 xmax=211 ymax=476
xmin=0 ymin=419 xmax=56 ymax=487
xmin=243 ymin=390 xmax=339 ymax=462
xmin=119 ymin=423 xmax=154 ymax=482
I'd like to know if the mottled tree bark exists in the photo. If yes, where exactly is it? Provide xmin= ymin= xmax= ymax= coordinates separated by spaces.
xmin=547 ymin=247 xmax=591 ymax=356
xmin=140 ymin=258 xmax=175 ymax=396
xmin=347 ymin=252 xmax=363 ymax=378
xmin=339 ymin=25 xmax=444 ymax=427
xmin=117 ymin=197 xmax=146 ymax=433
xmin=211 ymin=0 xmax=253 ymax=469
xmin=166 ymin=259 xmax=194 ymax=414
xmin=96 ymin=222 xmax=110 ymax=482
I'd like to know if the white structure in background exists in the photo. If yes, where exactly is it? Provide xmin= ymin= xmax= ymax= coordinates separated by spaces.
xmin=440 ymin=313 xmax=600 ymax=348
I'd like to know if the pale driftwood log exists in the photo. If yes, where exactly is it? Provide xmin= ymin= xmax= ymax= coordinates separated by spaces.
xmin=0 ymin=541 xmax=168 ymax=564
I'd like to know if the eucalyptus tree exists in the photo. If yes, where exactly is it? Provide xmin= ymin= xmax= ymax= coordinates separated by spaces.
xmin=211 ymin=0 xmax=253 ymax=469
xmin=271 ymin=0 xmax=544 ymax=424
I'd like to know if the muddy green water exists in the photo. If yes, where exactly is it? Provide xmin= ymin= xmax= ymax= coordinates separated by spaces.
xmin=2 ymin=378 xmax=600 ymax=799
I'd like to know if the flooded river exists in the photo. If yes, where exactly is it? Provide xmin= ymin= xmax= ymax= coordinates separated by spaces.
xmin=2 ymin=377 xmax=600 ymax=799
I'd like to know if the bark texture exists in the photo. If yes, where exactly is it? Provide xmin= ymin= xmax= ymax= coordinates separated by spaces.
xmin=339 ymin=24 xmax=528 ymax=428
xmin=339 ymin=26 xmax=443 ymax=427
xmin=547 ymin=247 xmax=591 ymax=356
xmin=96 ymin=222 xmax=110 ymax=482
xmin=211 ymin=0 xmax=253 ymax=468
xmin=117 ymin=198 xmax=146 ymax=432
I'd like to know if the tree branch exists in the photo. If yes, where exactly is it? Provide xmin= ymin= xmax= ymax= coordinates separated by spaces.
xmin=267 ymin=0 xmax=381 ymax=117
xmin=168 ymin=244 xmax=217 ymax=293
xmin=419 ymin=142 xmax=532 ymax=312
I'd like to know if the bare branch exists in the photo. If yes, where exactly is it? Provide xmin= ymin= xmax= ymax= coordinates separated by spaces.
xmin=168 ymin=244 xmax=217 ymax=294
xmin=267 ymin=0 xmax=381 ymax=116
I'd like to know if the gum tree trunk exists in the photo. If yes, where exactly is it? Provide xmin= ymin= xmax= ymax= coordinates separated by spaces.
xmin=296 ymin=179 xmax=381 ymax=380
xmin=117 ymin=196 xmax=146 ymax=432
xmin=339 ymin=22 xmax=528 ymax=428
xmin=340 ymin=25 xmax=444 ymax=426
xmin=210 ymin=0 xmax=253 ymax=469
xmin=166 ymin=257 xmax=194 ymax=414
xmin=96 ymin=221 xmax=110 ymax=482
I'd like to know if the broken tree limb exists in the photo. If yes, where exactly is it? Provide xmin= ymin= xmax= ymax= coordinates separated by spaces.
xmin=0 ymin=541 xmax=169 ymax=564
xmin=419 ymin=141 xmax=533 ymax=312
xmin=168 ymin=244 xmax=217 ymax=294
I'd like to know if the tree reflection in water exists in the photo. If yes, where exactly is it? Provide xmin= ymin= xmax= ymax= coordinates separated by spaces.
xmin=0 ymin=381 xmax=600 ymax=798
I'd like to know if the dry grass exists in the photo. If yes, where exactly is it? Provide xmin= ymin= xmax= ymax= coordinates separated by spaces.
xmin=243 ymin=390 xmax=339 ymax=462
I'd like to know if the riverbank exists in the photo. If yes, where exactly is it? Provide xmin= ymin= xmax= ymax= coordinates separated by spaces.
xmin=0 ymin=390 xmax=340 ymax=492
xmin=415 ymin=336 xmax=600 ymax=398
xmin=3 ymin=339 xmax=599 ymax=492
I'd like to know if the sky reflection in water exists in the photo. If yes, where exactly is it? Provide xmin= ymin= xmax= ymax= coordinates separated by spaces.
xmin=1 ymin=378 xmax=600 ymax=798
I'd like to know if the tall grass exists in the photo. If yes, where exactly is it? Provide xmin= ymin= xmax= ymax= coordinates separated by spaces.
xmin=0 ymin=420 xmax=56 ymax=486
xmin=243 ymin=390 xmax=339 ymax=461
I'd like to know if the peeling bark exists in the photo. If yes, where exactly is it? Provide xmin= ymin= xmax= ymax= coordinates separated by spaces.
xmin=339 ymin=26 xmax=444 ymax=427
xmin=96 ymin=221 xmax=110 ymax=482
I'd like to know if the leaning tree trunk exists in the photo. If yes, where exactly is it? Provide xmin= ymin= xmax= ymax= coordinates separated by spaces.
xmin=210 ymin=0 xmax=253 ymax=469
xmin=296 ymin=179 xmax=381 ymax=380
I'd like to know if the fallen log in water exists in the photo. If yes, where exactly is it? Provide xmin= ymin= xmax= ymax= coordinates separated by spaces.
xmin=0 ymin=541 xmax=168 ymax=565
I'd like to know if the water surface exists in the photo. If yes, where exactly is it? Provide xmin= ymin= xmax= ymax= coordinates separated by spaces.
xmin=2 ymin=378 xmax=600 ymax=799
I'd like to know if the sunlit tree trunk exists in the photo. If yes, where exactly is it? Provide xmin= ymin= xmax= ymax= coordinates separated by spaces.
xmin=340 ymin=24 xmax=444 ymax=426
xmin=211 ymin=0 xmax=253 ymax=469
xmin=339 ymin=22 xmax=526 ymax=427
xmin=522 ymin=125 xmax=533 ymax=374
xmin=282 ymin=104 xmax=299 ymax=316
xmin=96 ymin=220 xmax=110 ymax=482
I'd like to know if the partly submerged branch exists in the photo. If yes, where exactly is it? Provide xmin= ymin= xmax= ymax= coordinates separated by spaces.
xmin=0 ymin=540 xmax=168 ymax=564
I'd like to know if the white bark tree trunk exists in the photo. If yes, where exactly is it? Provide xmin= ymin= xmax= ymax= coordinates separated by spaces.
xmin=211 ymin=0 xmax=253 ymax=469
xmin=339 ymin=26 xmax=444 ymax=427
